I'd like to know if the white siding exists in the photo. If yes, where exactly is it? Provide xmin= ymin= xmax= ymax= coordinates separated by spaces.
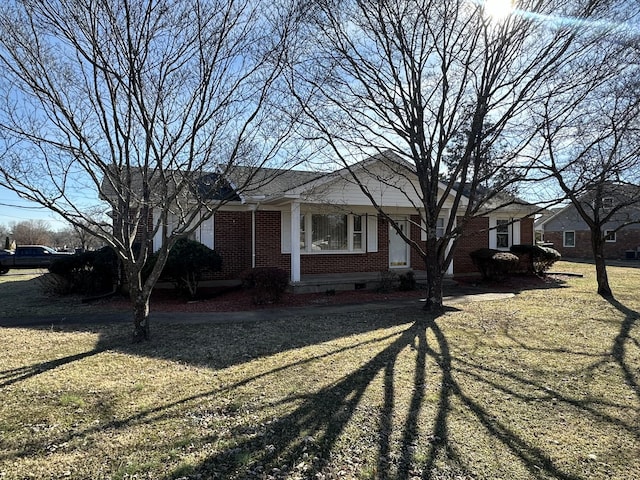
xmin=367 ymin=214 xmax=378 ymax=252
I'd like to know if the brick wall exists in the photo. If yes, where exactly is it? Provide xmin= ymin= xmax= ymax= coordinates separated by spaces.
xmin=209 ymin=210 xmax=253 ymax=279
xmin=410 ymin=215 xmax=426 ymax=270
xmin=520 ymin=218 xmax=534 ymax=244
xmin=453 ymin=216 xmax=489 ymax=274
xmin=255 ymin=210 xmax=290 ymax=271
xmin=545 ymin=228 xmax=640 ymax=260
xmin=204 ymin=210 xmax=541 ymax=280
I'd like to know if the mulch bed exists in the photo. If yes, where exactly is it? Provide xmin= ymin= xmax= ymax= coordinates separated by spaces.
xmin=99 ymin=273 xmax=567 ymax=313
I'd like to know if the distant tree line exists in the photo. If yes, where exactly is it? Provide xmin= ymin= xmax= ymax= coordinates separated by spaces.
xmin=1 ymin=219 xmax=104 ymax=251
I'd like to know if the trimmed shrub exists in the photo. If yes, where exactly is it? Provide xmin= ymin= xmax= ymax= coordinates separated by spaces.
xmin=510 ymin=244 xmax=561 ymax=275
xmin=241 ymin=267 xmax=289 ymax=304
xmin=398 ymin=271 xmax=417 ymax=291
xmin=470 ymin=248 xmax=520 ymax=280
xmin=378 ymin=270 xmax=397 ymax=293
xmin=37 ymin=272 xmax=74 ymax=296
xmin=147 ymin=238 xmax=222 ymax=299
xmin=48 ymin=246 xmax=119 ymax=294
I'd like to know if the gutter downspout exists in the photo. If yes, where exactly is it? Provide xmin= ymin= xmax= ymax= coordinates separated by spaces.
xmin=246 ymin=196 xmax=265 ymax=270
xmin=251 ymin=203 xmax=261 ymax=269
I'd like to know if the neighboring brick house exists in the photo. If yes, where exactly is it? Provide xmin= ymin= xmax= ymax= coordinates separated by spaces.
xmin=111 ymin=153 xmax=537 ymax=287
xmin=537 ymin=185 xmax=640 ymax=260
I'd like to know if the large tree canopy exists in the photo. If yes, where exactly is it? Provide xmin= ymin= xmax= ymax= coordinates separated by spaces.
xmin=0 ymin=0 xmax=301 ymax=340
xmin=533 ymin=41 xmax=640 ymax=297
xmin=287 ymin=0 xmax=634 ymax=311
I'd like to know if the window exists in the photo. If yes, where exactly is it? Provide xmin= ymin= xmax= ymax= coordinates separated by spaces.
xmin=312 ymin=213 xmax=347 ymax=250
xmin=436 ymin=218 xmax=445 ymax=239
xmin=300 ymin=214 xmax=306 ymax=249
xmin=301 ymin=213 xmax=364 ymax=253
xmin=353 ymin=215 xmax=363 ymax=250
xmin=563 ymin=231 xmax=575 ymax=247
xmin=421 ymin=217 xmax=447 ymax=240
xmin=602 ymin=197 xmax=614 ymax=211
xmin=496 ymin=219 xmax=510 ymax=248
xmin=604 ymin=230 xmax=616 ymax=242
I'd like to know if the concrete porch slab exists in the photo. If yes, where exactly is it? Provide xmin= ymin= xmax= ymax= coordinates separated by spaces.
xmin=290 ymin=270 xmax=455 ymax=294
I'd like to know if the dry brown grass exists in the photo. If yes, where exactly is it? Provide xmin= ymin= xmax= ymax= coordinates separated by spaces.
xmin=0 ymin=261 xmax=638 ymax=479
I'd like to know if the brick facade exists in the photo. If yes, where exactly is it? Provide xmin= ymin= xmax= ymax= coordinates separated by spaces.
xmin=520 ymin=218 xmax=534 ymax=245
xmin=255 ymin=211 xmax=290 ymax=272
xmin=545 ymin=228 xmax=640 ymax=260
xmin=189 ymin=209 xmax=538 ymax=281
xmin=212 ymin=210 xmax=253 ymax=278
xmin=452 ymin=216 xmax=490 ymax=274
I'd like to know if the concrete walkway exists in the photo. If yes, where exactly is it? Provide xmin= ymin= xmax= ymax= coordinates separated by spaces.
xmin=0 ymin=288 xmax=515 ymax=328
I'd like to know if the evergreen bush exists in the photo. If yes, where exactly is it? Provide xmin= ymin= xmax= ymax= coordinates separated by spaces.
xmin=241 ymin=267 xmax=289 ymax=304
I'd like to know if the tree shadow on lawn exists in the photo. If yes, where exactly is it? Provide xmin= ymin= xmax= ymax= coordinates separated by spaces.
xmin=4 ymin=273 xmax=636 ymax=479
xmin=3 ymin=304 xmax=637 ymax=479
xmin=604 ymin=297 xmax=640 ymax=402
xmin=155 ymin=315 xmax=634 ymax=480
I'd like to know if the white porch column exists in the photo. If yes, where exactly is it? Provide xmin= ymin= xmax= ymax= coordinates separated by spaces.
xmin=152 ymin=208 xmax=163 ymax=253
xmin=446 ymin=215 xmax=455 ymax=275
xmin=290 ymin=201 xmax=301 ymax=282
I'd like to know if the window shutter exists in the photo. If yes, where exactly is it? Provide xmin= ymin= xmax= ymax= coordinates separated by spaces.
xmin=281 ymin=211 xmax=291 ymax=253
xmin=367 ymin=214 xmax=378 ymax=252
xmin=513 ymin=219 xmax=521 ymax=245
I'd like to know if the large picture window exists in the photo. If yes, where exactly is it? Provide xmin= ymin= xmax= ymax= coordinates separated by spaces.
xmin=301 ymin=213 xmax=364 ymax=252
xmin=312 ymin=214 xmax=347 ymax=250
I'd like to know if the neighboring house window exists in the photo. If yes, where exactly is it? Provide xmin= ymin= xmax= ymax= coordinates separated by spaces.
xmin=496 ymin=219 xmax=510 ymax=248
xmin=302 ymin=213 xmax=364 ymax=252
xmin=563 ymin=231 xmax=575 ymax=247
xmin=604 ymin=230 xmax=616 ymax=242
xmin=602 ymin=197 xmax=614 ymax=211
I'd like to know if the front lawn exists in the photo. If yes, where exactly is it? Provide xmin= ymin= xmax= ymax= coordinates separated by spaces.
xmin=0 ymin=261 xmax=638 ymax=479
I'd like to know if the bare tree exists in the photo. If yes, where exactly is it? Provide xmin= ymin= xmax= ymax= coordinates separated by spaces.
xmin=53 ymin=218 xmax=106 ymax=251
xmin=288 ymin=0 xmax=623 ymax=312
xmin=535 ymin=55 xmax=640 ymax=297
xmin=10 ymin=219 xmax=53 ymax=246
xmin=0 ymin=0 xmax=300 ymax=341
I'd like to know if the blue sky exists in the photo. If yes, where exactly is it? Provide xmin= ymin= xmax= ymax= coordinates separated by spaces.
xmin=0 ymin=185 xmax=68 ymax=231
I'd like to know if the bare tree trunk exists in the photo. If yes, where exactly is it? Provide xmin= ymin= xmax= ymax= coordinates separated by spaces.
xmin=591 ymin=230 xmax=613 ymax=298
xmin=423 ymin=240 xmax=444 ymax=314
xmin=132 ymin=293 xmax=151 ymax=343
xmin=126 ymin=264 xmax=152 ymax=343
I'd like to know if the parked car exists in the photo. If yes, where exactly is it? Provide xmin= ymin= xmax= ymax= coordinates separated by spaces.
xmin=0 ymin=245 xmax=73 ymax=274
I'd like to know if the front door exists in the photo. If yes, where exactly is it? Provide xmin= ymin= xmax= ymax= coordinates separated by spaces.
xmin=389 ymin=219 xmax=409 ymax=268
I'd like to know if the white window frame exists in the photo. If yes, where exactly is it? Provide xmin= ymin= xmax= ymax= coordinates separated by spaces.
xmin=602 ymin=197 xmax=614 ymax=211
xmin=420 ymin=217 xmax=446 ymax=240
xmin=300 ymin=212 xmax=365 ymax=254
xmin=604 ymin=229 xmax=616 ymax=242
xmin=563 ymin=231 xmax=575 ymax=248
xmin=496 ymin=219 xmax=510 ymax=249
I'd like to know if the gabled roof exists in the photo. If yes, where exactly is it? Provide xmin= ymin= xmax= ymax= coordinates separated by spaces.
xmin=100 ymin=166 xmax=243 ymax=202
xmin=226 ymin=166 xmax=322 ymax=198
xmin=536 ymin=182 xmax=640 ymax=229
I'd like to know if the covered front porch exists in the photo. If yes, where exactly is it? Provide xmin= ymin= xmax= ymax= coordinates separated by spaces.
xmin=290 ymin=269 xmax=456 ymax=294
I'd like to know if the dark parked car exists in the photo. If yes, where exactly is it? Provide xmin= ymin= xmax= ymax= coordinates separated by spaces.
xmin=0 ymin=245 xmax=73 ymax=274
